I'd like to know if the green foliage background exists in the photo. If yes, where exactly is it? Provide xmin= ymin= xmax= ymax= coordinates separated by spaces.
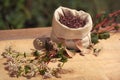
xmin=0 ymin=0 xmax=120 ymax=30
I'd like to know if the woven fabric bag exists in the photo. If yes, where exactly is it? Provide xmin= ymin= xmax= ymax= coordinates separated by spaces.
xmin=51 ymin=6 xmax=93 ymax=50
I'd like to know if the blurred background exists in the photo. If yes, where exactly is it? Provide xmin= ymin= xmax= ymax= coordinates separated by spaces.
xmin=0 ymin=0 xmax=120 ymax=30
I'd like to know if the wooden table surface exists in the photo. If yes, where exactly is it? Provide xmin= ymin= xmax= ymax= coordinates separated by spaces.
xmin=0 ymin=27 xmax=120 ymax=80
xmin=0 ymin=27 xmax=51 ymax=40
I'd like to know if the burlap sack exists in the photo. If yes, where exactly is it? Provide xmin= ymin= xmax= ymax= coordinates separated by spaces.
xmin=51 ymin=6 xmax=93 ymax=50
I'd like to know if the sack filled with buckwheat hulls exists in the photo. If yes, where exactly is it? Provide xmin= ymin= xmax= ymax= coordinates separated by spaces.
xmin=51 ymin=6 xmax=93 ymax=55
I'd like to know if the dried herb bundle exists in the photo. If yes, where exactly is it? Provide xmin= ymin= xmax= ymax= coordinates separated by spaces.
xmin=91 ymin=10 xmax=120 ymax=44
xmin=1 ymin=39 xmax=74 ymax=79
xmin=59 ymin=9 xmax=86 ymax=28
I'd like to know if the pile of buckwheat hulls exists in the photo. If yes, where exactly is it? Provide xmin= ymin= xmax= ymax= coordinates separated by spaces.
xmin=59 ymin=9 xmax=86 ymax=28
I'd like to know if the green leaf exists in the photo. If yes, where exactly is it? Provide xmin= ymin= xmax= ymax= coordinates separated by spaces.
xmin=59 ymin=56 xmax=68 ymax=63
xmin=91 ymin=33 xmax=99 ymax=44
xmin=55 ymin=53 xmax=63 ymax=58
xmin=114 ymin=26 xmax=120 ymax=30
xmin=57 ymin=43 xmax=62 ymax=48
xmin=99 ymin=32 xmax=110 ymax=39
xmin=24 ymin=65 xmax=31 ymax=74
xmin=42 ymin=55 xmax=50 ymax=62
xmin=55 ymin=48 xmax=65 ymax=58
xmin=39 ymin=69 xmax=46 ymax=75
xmin=33 ymin=50 xmax=40 ymax=57
xmin=17 ymin=66 xmax=23 ymax=77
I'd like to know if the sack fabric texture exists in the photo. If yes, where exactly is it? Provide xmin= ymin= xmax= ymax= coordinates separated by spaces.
xmin=51 ymin=6 xmax=93 ymax=50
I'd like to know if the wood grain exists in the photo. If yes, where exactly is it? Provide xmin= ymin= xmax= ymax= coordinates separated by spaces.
xmin=0 ymin=27 xmax=51 ymax=40
xmin=0 ymin=28 xmax=120 ymax=80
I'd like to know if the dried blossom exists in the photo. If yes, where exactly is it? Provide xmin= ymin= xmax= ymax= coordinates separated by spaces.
xmin=1 ymin=40 xmax=70 ymax=79
xmin=91 ymin=10 xmax=120 ymax=44
xmin=43 ymin=72 xmax=53 ymax=79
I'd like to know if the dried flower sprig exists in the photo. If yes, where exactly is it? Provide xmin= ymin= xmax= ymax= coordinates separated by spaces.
xmin=91 ymin=10 xmax=120 ymax=44
xmin=1 ymin=39 xmax=73 ymax=79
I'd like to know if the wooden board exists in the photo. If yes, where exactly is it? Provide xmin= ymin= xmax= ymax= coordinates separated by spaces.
xmin=0 ymin=28 xmax=120 ymax=80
